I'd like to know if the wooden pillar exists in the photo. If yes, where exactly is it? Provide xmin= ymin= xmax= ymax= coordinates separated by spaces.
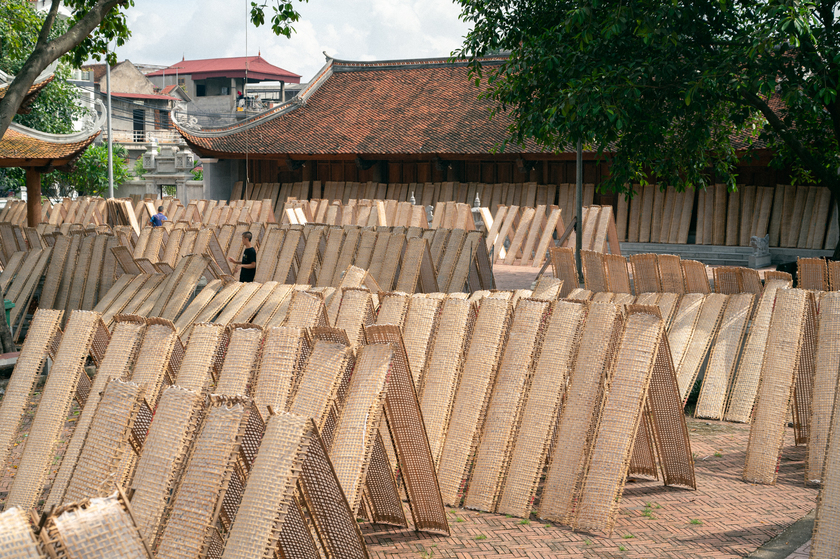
xmin=25 ymin=168 xmax=40 ymax=227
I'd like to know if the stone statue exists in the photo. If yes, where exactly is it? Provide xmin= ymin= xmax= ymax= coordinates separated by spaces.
xmin=750 ymin=234 xmax=770 ymax=257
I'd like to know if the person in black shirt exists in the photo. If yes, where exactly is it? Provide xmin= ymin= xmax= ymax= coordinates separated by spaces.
xmin=228 ymin=231 xmax=257 ymax=282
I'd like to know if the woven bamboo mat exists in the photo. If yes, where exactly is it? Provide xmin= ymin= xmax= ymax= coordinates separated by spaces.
xmin=331 ymin=227 xmax=362 ymax=287
xmin=798 ymin=257 xmax=828 ymax=290
xmin=253 ymin=327 xmax=309 ymax=417
xmin=155 ymin=397 xmax=250 ymax=559
xmin=230 ymin=281 xmax=277 ymax=324
xmin=253 ymin=228 xmax=285 ymax=283
xmin=251 ymin=284 xmax=293 ymax=327
xmin=792 ymin=292 xmax=817 ymax=445
xmin=175 ymin=323 xmax=223 ymax=394
xmin=363 ymin=325 xmax=449 ymax=535
xmin=38 ymin=235 xmax=71 ymax=309
xmin=604 ymin=254 xmax=631 ymax=293
xmin=375 ymin=292 xmax=410 ymax=327
xmin=401 ymin=296 xmax=442 ymax=387
xmin=295 ymin=227 xmax=323 ymax=285
xmin=550 ymin=247 xmax=578 ymax=298
xmin=378 ymin=234 xmax=406 ymax=292
xmin=121 ymin=274 xmax=166 ymax=316
xmin=363 ymin=430 xmax=406 ymax=527
xmin=5 ymin=311 xmax=100 ymax=511
xmin=101 ymin=274 xmax=150 ymax=326
xmin=128 ymin=320 xmax=178 ymax=407
xmin=288 ymin=340 xmax=351 ymax=433
xmin=810 ymin=350 xmax=840 ymax=556
xmin=764 ymin=270 xmax=792 ymax=284
xmin=532 ymin=276 xmax=563 ymax=301
xmin=186 ymin=282 xmax=243 ymax=333
xmin=629 ymin=253 xmax=661 ymax=294
xmin=172 ymin=280 xmax=221 ymax=334
xmin=464 ymin=299 xmax=549 ymax=512
xmin=92 ymin=273 xmax=135 ymax=316
xmin=676 ymin=293 xmax=727 ymax=402
xmin=666 ymin=293 xmax=705 ymax=375
xmin=807 ymin=292 xmax=840 ymax=483
xmin=216 ymin=326 xmax=263 ymax=396
xmin=130 ymin=386 xmax=203 ymax=544
xmin=695 ymin=293 xmax=754 ymax=420
xmin=581 ymin=250 xmax=607 ymax=292
xmin=829 ymin=261 xmax=840 ymax=290
xmin=744 ymin=288 xmax=807 ymax=484
xmin=678 ymin=259 xmax=709 ymax=294
xmin=215 ymin=282 xmax=262 ymax=326
xmin=0 ymin=309 xmax=62 ymax=483
xmin=62 ymin=379 xmax=143 ymax=504
xmin=724 ymin=280 xmax=790 ymax=422
xmin=80 ymin=234 xmax=107 ymax=309
xmin=0 ymin=251 xmax=25 ymax=296
xmin=658 ymin=254 xmax=684 ymax=293
xmin=298 ymin=419 xmax=370 ymax=559
xmin=133 ymin=227 xmax=151 ymax=258
xmin=538 ymin=303 xmax=622 ymax=524
xmin=48 ymin=494 xmax=150 ymax=559
xmin=0 ymin=506 xmax=44 ymax=558
xmin=53 ymin=234 xmax=82 ymax=313
xmin=64 ymin=236 xmax=94 ymax=316
xmin=437 ymin=297 xmax=511 ymax=507
xmin=222 ymin=412 xmax=312 ymax=559
xmin=497 ymin=301 xmax=585 ymax=518
xmin=10 ymin=249 xmax=52 ymax=337
xmin=713 ymin=267 xmax=741 ymax=294
xmin=355 ymin=229 xmax=379 ymax=270
xmin=316 ymin=228 xmax=346 ymax=288
xmin=5 ymin=249 xmax=44 ymax=309
xmin=274 ymin=229 xmax=303 ymax=284
xmin=437 ymin=229 xmax=466 ymax=292
xmin=335 ymin=288 xmax=375 ymax=347
xmin=329 ymin=344 xmax=393 ymax=512
xmin=573 ymin=309 xmax=662 ymax=534
xmin=160 ymin=255 xmax=211 ymax=321
xmin=629 ymin=406 xmax=658 ymax=480
xmin=654 ymin=292 xmax=679 ymax=328
xmin=46 ymin=320 xmax=146 ymax=509
xmin=567 ymin=288 xmax=592 ymax=300
xmin=419 ymin=298 xmax=475 ymax=465
xmin=284 ymin=290 xmax=329 ymax=328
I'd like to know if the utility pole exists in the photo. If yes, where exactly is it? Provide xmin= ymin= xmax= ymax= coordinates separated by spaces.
xmin=106 ymin=60 xmax=114 ymax=199
xmin=575 ymin=139 xmax=583 ymax=284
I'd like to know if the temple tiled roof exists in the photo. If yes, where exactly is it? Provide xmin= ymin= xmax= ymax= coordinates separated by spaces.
xmin=176 ymin=57 xmax=547 ymax=158
xmin=0 ymin=75 xmax=54 ymax=114
xmin=0 ymin=100 xmax=106 ymax=168
xmin=147 ymin=56 xmax=300 ymax=83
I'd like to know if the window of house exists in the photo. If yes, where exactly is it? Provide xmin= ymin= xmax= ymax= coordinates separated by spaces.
xmin=196 ymin=84 xmax=206 ymax=97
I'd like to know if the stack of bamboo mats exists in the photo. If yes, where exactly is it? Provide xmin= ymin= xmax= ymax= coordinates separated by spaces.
xmin=1 ymin=273 xmax=839 ymax=552
xmin=615 ymin=183 xmax=839 ymax=250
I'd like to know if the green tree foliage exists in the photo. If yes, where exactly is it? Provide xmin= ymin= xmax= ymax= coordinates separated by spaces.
xmin=45 ymin=143 xmax=131 ymax=198
xmin=455 ymin=0 xmax=840 ymax=254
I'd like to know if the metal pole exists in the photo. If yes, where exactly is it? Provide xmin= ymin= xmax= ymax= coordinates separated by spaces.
xmin=575 ymin=139 xmax=583 ymax=283
xmin=106 ymin=61 xmax=114 ymax=199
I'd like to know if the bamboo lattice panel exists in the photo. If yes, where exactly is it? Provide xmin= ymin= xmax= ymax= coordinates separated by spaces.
xmin=130 ymin=386 xmax=204 ymax=544
xmin=792 ymin=293 xmax=818 ymax=446
xmin=221 ymin=413 xmax=312 ymax=559
xmin=550 ymin=247 xmax=578 ymax=298
xmin=573 ymin=309 xmax=663 ymax=534
xmin=288 ymin=340 xmax=351 ymax=433
xmin=724 ymin=280 xmax=790 ymax=422
xmin=682 ymin=259 xmax=711 ymax=294
xmin=675 ymin=293 xmax=727 ymax=402
xmin=419 ymin=297 xmax=475 ymax=465
xmin=465 ymin=299 xmax=549 ymax=512
xmin=807 ymin=292 xmax=840 ymax=483
xmin=130 ymin=320 xmax=179 ymax=406
xmin=497 ymin=301 xmax=586 ymax=518
xmin=376 ymin=292 xmax=410 ymax=327
xmin=335 ymin=288 xmax=375 ymax=347
xmin=48 ymin=494 xmax=150 ymax=559
xmin=232 ymin=281 xmax=278 ymax=323
xmin=667 ymin=293 xmax=705 ymax=374
xmin=251 ymin=284 xmax=293 ymax=327
xmin=714 ymin=267 xmax=742 ymax=294
xmin=810 ymin=360 xmax=840 ymax=557
xmin=62 ymin=379 xmax=143 ymax=504
xmin=215 ymin=326 xmax=263 ymax=396
xmin=175 ymin=323 xmax=223 ymax=393
xmin=581 ymin=250 xmax=607 ymax=293
xmin=401 ymin=296 xmax=443 ymax=387
xmin=658 ymin=254 xmax=684 ymax=294
xmin=46 ymin=320 xmax=146 ymax=509
xmin=5 ymin=311 xmax=101 ymax=512
xmin=743 ymin=289 xmax=807 ymax=484
xmin=629 ymin=253 xmax=661 ymax=294
xmin=604 ymin=254 xmax=631 ymax=294
xmin=538 ymin=303 xmax=622 ymax=524
xmin=437 ymin=297 xmax=511 ymax=507
xmin=0 ymin=507 xmax=44 ymax=559
xmin=253 ymin=327 xmax=309 ymax=417
xmin=798 ymin=257 xmax=827 ymax=291
xmin=695 ymin=294 xmax=754 ymax=420
xmin=0 ymin=309 xmax=62 ymax=475
xmin=284 ymin=290 xmax=329 ymax=328
xmin=364 ymin=325 xmax=450 ymax=534
xmin=329 ymin=344 xmax=393 ymax=512
xmin=155 ymin=397 xmax=249 ymax=559
xmin=532 ymin=276 xmax=563 ymax=301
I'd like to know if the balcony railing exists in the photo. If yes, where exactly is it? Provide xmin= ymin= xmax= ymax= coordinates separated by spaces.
xmin=103 ymin=130 xmax=183 ymax=144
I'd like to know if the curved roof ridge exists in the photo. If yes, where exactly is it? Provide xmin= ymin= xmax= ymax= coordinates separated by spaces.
xmin=10 ymin=98 xmax=106 ymax=144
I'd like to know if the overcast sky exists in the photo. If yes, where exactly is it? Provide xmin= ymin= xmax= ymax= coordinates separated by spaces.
xmin=113 ymin=0 xmax=472 ymax=82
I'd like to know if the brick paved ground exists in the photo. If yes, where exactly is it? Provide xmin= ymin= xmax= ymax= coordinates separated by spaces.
xmin=364 ymin=419 xmax=817 ymax=559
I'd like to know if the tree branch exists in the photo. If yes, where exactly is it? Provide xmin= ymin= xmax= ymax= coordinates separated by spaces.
xmin=742 ymin=90 xmax=837 ymax=187
xmin=36 ymin=0 xmax=62 ymax=48
xmin=0 ymin=0 xmax=124 ymax=140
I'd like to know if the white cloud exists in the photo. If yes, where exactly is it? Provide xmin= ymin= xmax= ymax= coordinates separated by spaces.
xmin=113 ymin=0 xmax=472 ymax=81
